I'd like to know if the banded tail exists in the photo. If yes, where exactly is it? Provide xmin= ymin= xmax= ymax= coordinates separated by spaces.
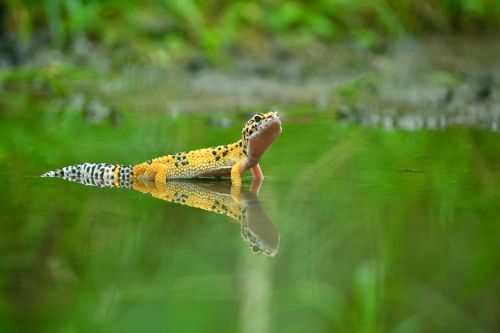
xmin=41 ymin=163 xmax=134 ymax=188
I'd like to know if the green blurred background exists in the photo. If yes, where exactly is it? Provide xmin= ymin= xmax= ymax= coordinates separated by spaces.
xmin=1 ymin=1 xmax=500 ymax=333
xmin=3 ymin=0 xmax=500 ymax=63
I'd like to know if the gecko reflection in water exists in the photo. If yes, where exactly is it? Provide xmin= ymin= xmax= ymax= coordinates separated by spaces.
xmin=42 ymin=172 xmax=280 ymax=256
xmin=134 ymin=179 xmax=280 ymax=256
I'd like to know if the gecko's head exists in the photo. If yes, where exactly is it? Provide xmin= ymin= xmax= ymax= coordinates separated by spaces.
xmin=241 ymin=111 xmax=282 ymax=162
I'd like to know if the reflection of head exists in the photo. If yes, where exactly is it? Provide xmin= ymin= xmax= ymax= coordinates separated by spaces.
xmin=241 ymin=112 xmax=282 ymax=162
xmin=240 ymin=200 xmax=280 ymax=257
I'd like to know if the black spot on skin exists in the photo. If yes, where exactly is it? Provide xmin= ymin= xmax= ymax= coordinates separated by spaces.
xmin=239 ymin=142 xmax=242 ymax=147
xmin=215 ymin=156 xmax=220 ymax=161
xmin=223 ymin=151 xmax=228 ymax=157
xmin=218 ymin=147 xmax=221 ymax=150
xmin=211 ymin=205 xmax=216 ymax=209
xmin=212 ymin=151 xmax=217 ymax=155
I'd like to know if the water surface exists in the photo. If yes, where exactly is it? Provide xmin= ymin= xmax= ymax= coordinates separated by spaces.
xmin=1 ymin=109 xmax=499 ymax=333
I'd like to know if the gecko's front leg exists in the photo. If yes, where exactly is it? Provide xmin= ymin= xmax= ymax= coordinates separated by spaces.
xmin=230 ymin=161 xmax=244 ymax=203
xmin=230 ymin=160 xmax=245 ymax=189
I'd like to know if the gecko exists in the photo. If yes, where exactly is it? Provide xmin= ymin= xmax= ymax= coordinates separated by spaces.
xmin=41 ymin=111 xmax=282 ymax=189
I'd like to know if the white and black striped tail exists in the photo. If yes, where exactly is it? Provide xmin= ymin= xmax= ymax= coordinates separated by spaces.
xmin=41 ymin=163 xmax=134 ymax=188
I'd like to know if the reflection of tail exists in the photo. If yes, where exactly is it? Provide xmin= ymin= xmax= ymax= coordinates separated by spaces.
xmin=41 ymin=163 xmax=134 ymax=188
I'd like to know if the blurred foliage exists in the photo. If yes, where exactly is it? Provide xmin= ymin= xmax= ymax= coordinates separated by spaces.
xmin=0 ymin=62 xmax=96 ymax=95
xmin=2 ymin=0 xmax=500 ymax=64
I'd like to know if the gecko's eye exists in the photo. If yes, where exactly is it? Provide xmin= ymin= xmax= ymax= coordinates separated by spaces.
xmin=254 ymin=115 xmax=261 ymax=122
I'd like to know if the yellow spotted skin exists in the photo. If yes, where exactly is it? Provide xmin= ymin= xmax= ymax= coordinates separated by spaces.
xmin=132 ymin=111 xmax=281 ymax=188
xmin=133 ymin=141 xmax=244 ymax=182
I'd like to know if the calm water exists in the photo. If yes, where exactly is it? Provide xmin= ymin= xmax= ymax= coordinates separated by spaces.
xmin=1 ymin=109 xmax=499 ymax=333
